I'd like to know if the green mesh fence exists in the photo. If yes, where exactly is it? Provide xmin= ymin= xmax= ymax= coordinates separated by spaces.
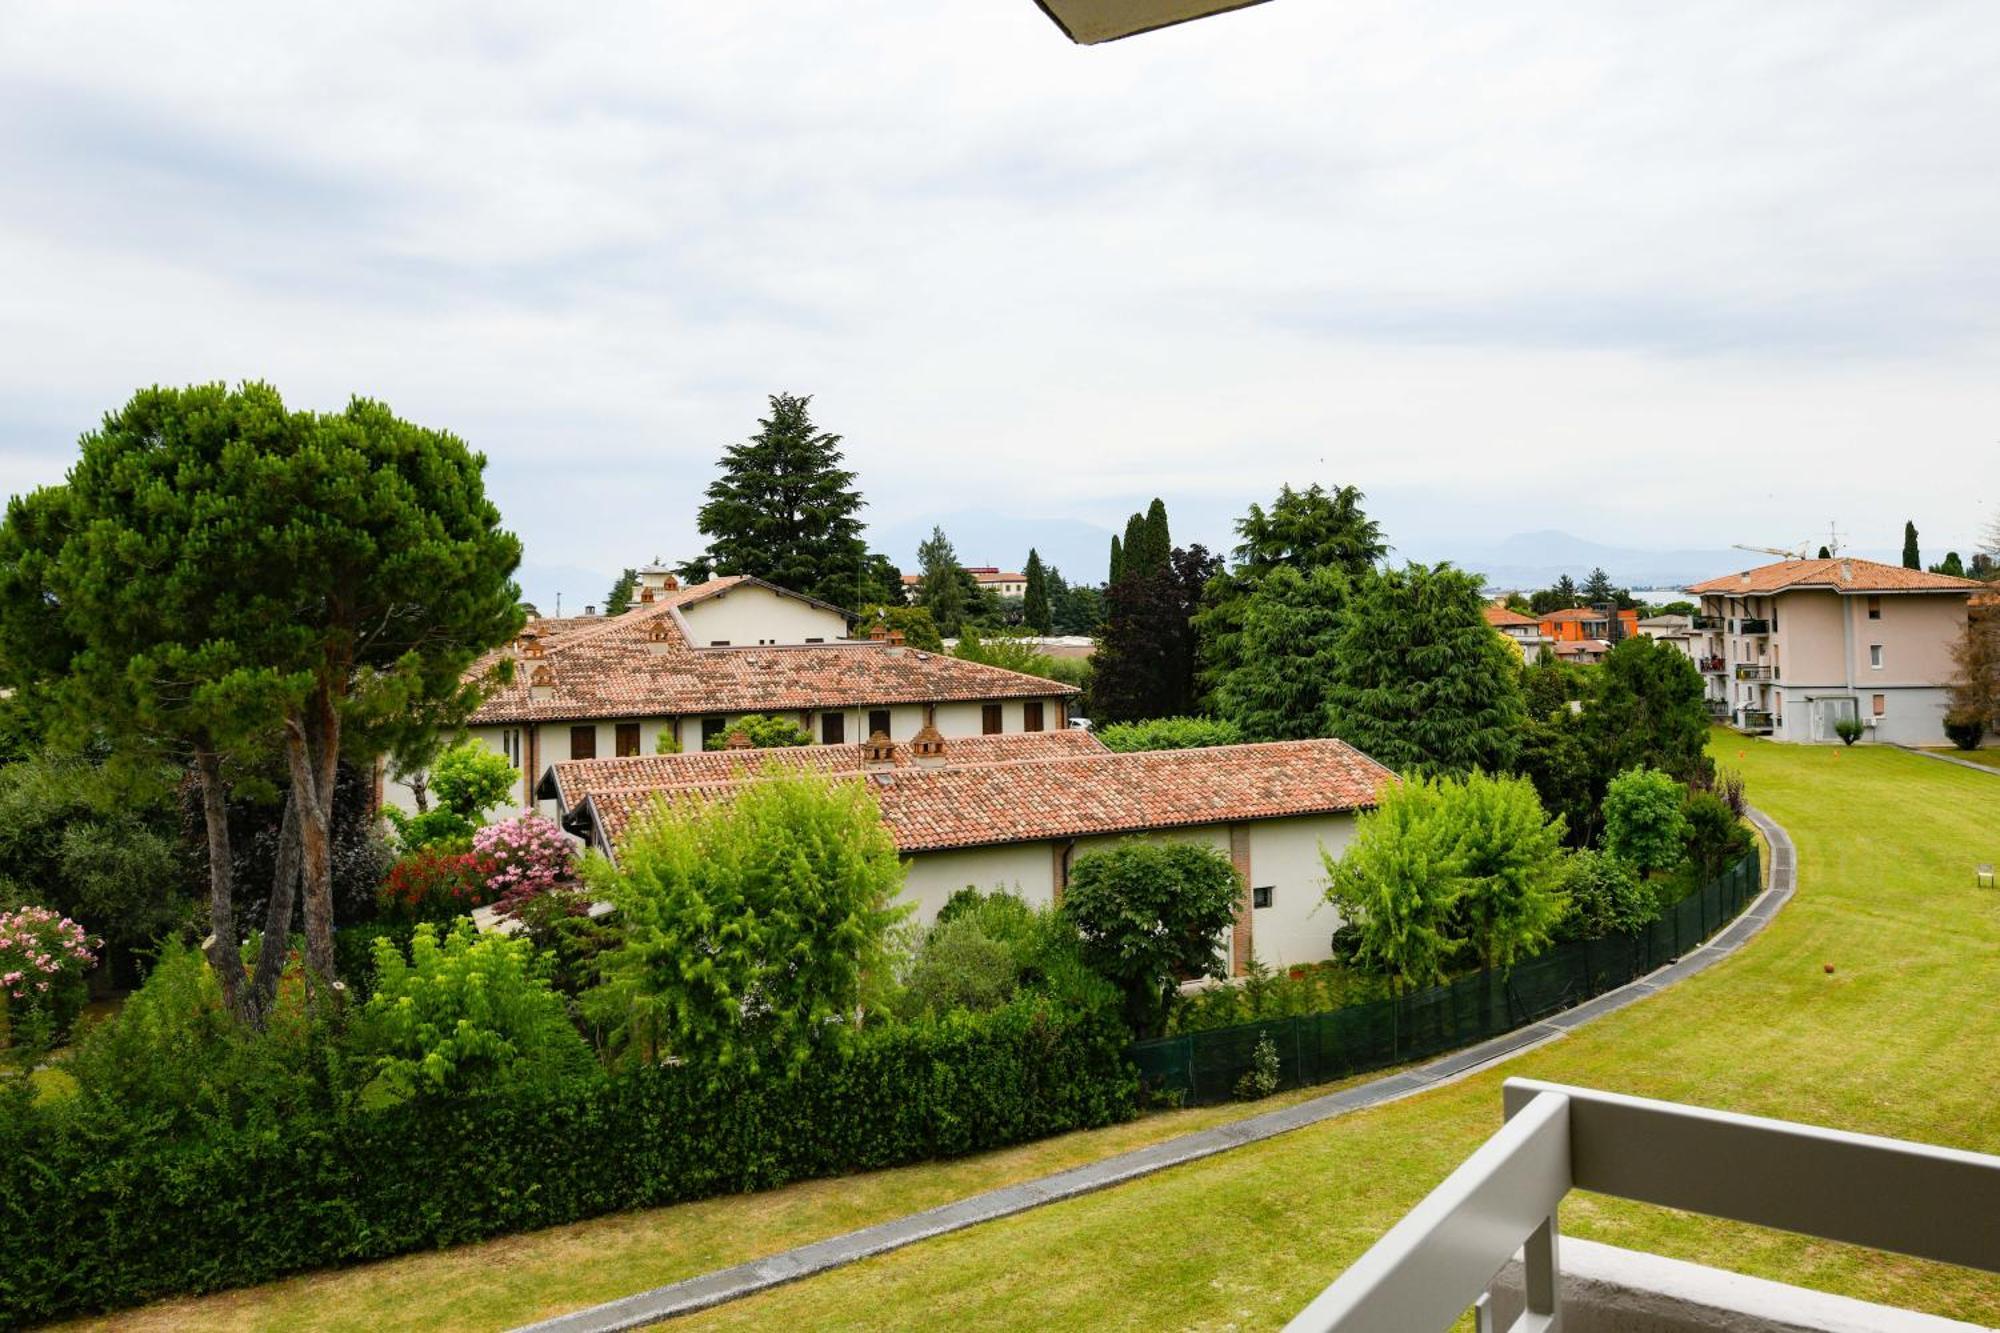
xmin=1130 ymin=851 xmax=1761 ymax=1106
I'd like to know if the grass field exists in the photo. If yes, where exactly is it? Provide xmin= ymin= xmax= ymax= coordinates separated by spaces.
xmin=68 ymin=737 xmax=2000 ymax=1330
xmin=1928 ymin=746 xmax=2000 ymax=770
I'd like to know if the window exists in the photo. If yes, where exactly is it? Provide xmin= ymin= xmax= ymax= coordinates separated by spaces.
xmin=615 ymin=723 xmax=641 ymax=757
xmin=1252 ymin=886 xmax=1273 ymax=910
xmin=502 ymin=729 xmax=521 ymax=768
xmin=569 ymin=725 xmax=597 ymax=760
xmin=1869 ymin=644 xmax=1883 ymax=669
xmin=868 ymin=709 xmax=891 ymax=738
xmin=806 ymin=637 xmax=825 ymax=644
xmin=822 ymin=712 xmax=846 ymax=745
xmin=701 ymin=717 xmax=726 ymax=747
xmin=982 ymin=703 xmax=1003 ymax=735
xmin=709 ymin=640 xmax=731 ymax=647
xmin=1866 ymin=596 xmax=1881 ymax=621
xmin=1024 ymin=701 xmax=1044 ymax=732
xmin=1872 ymin=693 xmax=1886 ymax=716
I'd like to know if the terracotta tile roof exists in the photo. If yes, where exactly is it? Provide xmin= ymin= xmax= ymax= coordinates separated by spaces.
xmin=570 ymin=737 xmax=1395 ymax=860
xmin=1484 ymin=605 xmax=1540 ymax=628
xmin=1540 ymin=607 xmax=1621 ymax=623
xmin=1687 ymin=557 xmax=1985 ymax=596
xmin=468 ymin=576 xmax=1077 ymax=725
xmin=1553 ymin=639 xmax=1610 ymax=657
xmin=543 ymin=729 xmax=1108 ymax=811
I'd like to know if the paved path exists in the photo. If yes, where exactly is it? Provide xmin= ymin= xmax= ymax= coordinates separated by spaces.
xmin=1895 ymin=744 xmax=2000 ymax=778
xmin=518 ymin=807 xmax=1798 ymax=1333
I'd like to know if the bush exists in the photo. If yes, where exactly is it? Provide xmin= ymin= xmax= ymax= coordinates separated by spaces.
xmin=1232 ymin=1030 xmax=1280 ymax=1101
xmin=348 ymin=923 xmax=594 ymax=1101
xmin=1943 ymin=709 xmax=1986 ymax=751
xmin=1169 ymin=955 xmax=1386 ymax=1035
xmin=1552 ymin=850 xmax=1656 ymax=942
xmin=703 ymin=714 xmax=811 ymax=750
xmin=386 ymin=806 xmax=477 ymax=853
xmin=1064 ymin=841 xmax=1242 ymax=1038
xmin=1683 ymin=792 xmax=1753 ymax=884
xmin=896 ymin=916 xmax=1019 ymax=1018
xmin=0 ymin=995 xmax=1134 ymax=1324
xmin=376 ymin=847 xmax=497 ymax=925
xmin=473 ymin=814 xmax=576 ymax=916
xmin=1095 ymin=716 xmax=1245 ymax=752
xmin=430 ymin=741 xmax=517 ymax=820
xmin=0 ymin=905 xmax=99 ymax=1055
xmin=1602 ymin=766 xmax=1690 ymax=876
xmin=1834 ymin=716 xmax=1864 ymax=746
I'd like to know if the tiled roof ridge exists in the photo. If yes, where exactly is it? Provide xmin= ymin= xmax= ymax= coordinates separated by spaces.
xmin=1688 ymin=556 xmax=1984 ymax=594
xmin=537 ymin=577 xmax=734 ymax=657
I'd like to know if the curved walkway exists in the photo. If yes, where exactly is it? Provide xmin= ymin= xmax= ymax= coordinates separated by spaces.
xmin=519 ymin=806 xmax=1798 ymax=1333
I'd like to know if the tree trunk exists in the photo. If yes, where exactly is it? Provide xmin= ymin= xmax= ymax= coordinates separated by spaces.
xmin=247 ymin=788 xmax=302 ymax=1018
xmin=193 ymin=746 xmax=245 ymax=1020
xmin=285 ymin=688 xmax=343 ymax=986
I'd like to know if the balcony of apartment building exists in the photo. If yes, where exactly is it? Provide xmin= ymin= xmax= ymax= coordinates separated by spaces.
xmin=1735 ymin=617 xmax=1771 ymax=635
xmin=1733 ymin=663 xmax=1773 ymax=681
xmin=1738 ymin=708 xmax=1775 ymax=733
xmin=1690 ymin=614 xmax=1723 ymax=631
xmin=1284 ymin=1079 xmax=2000 ymax=1333
xmin=1698 ymin=655 xmax=1727 ymax=674
xmin=1704 ymin=697 xmax=1730 ymax=719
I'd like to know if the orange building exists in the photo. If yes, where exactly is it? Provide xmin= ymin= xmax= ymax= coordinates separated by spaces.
xmin=1537 ymin=606 xmax=1640 ymax=644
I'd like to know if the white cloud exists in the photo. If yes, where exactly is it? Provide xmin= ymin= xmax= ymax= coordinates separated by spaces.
xmin=0 ymin=0 xmax=1995 ymax=602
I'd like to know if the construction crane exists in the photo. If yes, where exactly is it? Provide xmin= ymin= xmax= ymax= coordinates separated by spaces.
xmin=1732 ymin=523 xmax=1844 ymax=563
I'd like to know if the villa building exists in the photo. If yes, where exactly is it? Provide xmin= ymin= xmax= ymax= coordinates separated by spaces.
xmin=400 ymin=568 xmax=1079 ymax=815
xmin=1685 ymin=556 xmax=1983 ymax=744
xmin=1635 ymin=612 xmax=1699 ymax=663
xmin=1482 ymin=603 xmax=1550 ymax=658
xmin=900 ymin=566 xmax=1029 ymax=601
xmin=544 ymin=728 xmax=1396 ymax=972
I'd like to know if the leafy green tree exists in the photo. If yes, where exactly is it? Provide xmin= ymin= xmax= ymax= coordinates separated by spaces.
xmin=1583 ymin=636 xmax=1714 ymax=787
xmin=1514 ymin=712 xmax=1601 ymax=848
xmin=1211 ymin=565 xmax=1347 ymax=741
xmin=1324 ymin=563 xmax=1526 ymax=775
xmin=1440 ymin=772 xmax=1567 ymax=971
xmin=1552 ymin=850 xmax=1657 ymax=942
xmin=707 ymin=714 xmax=813 ymax=750
xmin=880 ymin=605 xmax=945 ymax=652
xmin=916 ymin=526 xmax=968 ymax=637
xmin=1323 ymin=776 xmax=1460 ymax=991
xmin=1022 ymin=549 xmax=1052 ymax=635
xmin=1683 ymin=790 xmax=1749 ymax=882
xmin=430 ymin=740 xmax=517 ymax=819
xmin=856 ymin=553 xmax=904 ymax=609
xmin=691 ymin=393 xmax=870 ymax=609
xmin=954 ymin=628 xmax=1058 ymax=678
xmin=895 ymin=916 xmax=1020 ymax=1018
xmin=1527 ymin=574 xmax=1581 ymax=616
xmin=603 ymin=568 xmax=639 ymax=616
xmin=1903 ymin=520 xmax=1921 ymax=570
xmin=1521 ymin=652 xmax=1591 ymax=720
xmin=1049 ymin=575 xmax=1105 ymax=636
xmin=1095 ymin=716 xmax=1245 ymax=752
xmin=1602 ymin=767 xmax=1690 ymax=876
xmin=586 ymin=771 xmax=908 ymax=1078
xmin=1062 ymin=840 xmax=1242 ymax=1037
xmin=1931 ymin=551 xmax=1966 ymax=578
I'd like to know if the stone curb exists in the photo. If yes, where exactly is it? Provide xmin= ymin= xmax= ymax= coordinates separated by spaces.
xmin=1894 ymin=744 xmax=2000 ymax=778
xmin=516 ymin=806 xmax=1798 ymax=1333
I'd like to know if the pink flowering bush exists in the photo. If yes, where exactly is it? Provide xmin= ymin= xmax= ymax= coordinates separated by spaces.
xmin=473 ymin=813 xmax=578 ymax=917
xmin=0 ymin=904 xmax=99 ymax=1053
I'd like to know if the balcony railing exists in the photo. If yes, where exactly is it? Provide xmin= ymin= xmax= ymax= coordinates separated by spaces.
xmin=1705 ymin=698 xmax=1730 ymax=718
xmin=1699 ymin=656 xmax=1726 ymax=674
xmin=1690 ymin=614 xmax=1722 ymax=631
xmin=1740 ymin=708 xmax=1775 ymax=731
xmin=1734 ymin=664 xmax=1772 ymax=681
xmin=1283 ymin=1078 xmax=2000 ymax=1333
xmin=1738 ymin=617 xmax=1771 ymax=635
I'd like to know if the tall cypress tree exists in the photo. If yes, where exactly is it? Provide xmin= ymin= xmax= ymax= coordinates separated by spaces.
xmin=1121 ymin=511 xmax=1147 ymax=575
xmin=603 ymin=567 xmax=639 ymax=616
xmin=693 ymin=393 xmax=869 ymax=608
xmin=1133 ymin=498 xmax=1172 ymax=576
xmin=1107 ymin=534 xmax=1124 ymax=585
xmin=1903 ymin=521 xmax=1921 ymax=570
xmin=1022 ymin=549 xmax=1052 ymax=635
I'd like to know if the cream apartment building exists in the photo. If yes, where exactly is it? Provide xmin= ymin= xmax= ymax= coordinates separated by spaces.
xmin=1686 ymin=557 xmax=1981 ymax=744
xmin=548 ymin=730 xmax=1396 ymax=973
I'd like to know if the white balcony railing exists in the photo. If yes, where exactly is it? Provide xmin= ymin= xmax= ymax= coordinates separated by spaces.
xmin=1284 ymin=1079 xmax=2000 ymax=1333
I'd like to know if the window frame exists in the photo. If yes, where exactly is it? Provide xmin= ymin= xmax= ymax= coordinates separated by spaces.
xmin=981 ymin=703 xmax=1003 ymax=735
xmin=615 ymin=722 xmax=641 ymax=757
xmin=868 ymin=708 xmax=891 ymax=739
xmin=1869 ymin=644 xmax=1884 ymax=670
xmin=1023 ymin=700 xmax=1044 ymax=732
xmin=821 ymin=712 xmax=846 ymax=745
xmin=569 ymin=725 xmax=597 ymax=761
xmin=701 ymin=717 xmax=726 ymax=747
xmin=1252 ymin=885 xmax=1274 ymax=910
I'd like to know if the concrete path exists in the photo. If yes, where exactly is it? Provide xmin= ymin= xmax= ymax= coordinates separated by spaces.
xmin=1895 ymin=744 xmax=2000 ymax=778
xmin=517 ymin=807 xmax=1798 ymax=1333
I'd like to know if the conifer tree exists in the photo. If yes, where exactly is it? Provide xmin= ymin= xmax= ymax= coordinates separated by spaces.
xmin=1581 ymin=566 xmax=1615 ymax=605
xmin=916 ymin=526 xmax=967 ymax=637
xmin=692 ymin=393 xmax=869 ymax=608
xmin=1210 ymin=565 xmax=1348 ymax=740
xmin=1022 ymin=549 xmax=1052 ymax=635
xmin=603 ymin=568 xmax=639 ymax=616
xmin=1903 ymin=521 xmax=1921 ymax=570
xmin=1107 ymin=533 xmax=1124 ymax=585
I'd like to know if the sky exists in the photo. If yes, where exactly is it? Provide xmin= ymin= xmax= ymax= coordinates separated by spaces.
xmin=2 ymin=1 xmax=1997 ymax=607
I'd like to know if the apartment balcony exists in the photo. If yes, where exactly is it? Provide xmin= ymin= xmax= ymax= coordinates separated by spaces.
xmin=1284 ymin=1079 xmax=2000 ymax=1333
xmin=1734 ymin=664 xmax=1773 ymax=681
xmin=1738 ymin=617 xmax=1771 ymax=635
xmin=1705 ymin=698 xmax=1730 ymax=719
xmin=1690 ymin=614 xmax=1722 ymax=631
xmin=1739 ymin=708 xmax=1775 ymax=733
xmin=1698 ymin=656 xmax=1726 ymax=674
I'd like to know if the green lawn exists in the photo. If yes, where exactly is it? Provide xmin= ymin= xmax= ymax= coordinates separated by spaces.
xmin=66 ymin=738 xmax=2000 ymax=1330
xmin=1927 ymin=746 xmax=2000 ymax=770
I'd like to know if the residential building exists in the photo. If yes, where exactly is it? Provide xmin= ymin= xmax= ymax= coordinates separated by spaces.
xmin=545 ymin=729 xmax=1395 ymax=972
xmin=1482 ymin=603 xmax=1550 ymax=659
xmin=400 ymin=569 xmax=1079 ymax=815
xmin=1635 ymin=612 xmax=1699 ymax=663
xmin=1685 ymin=556 xmax=1983 ymax=744
xmin=1537 ymin=605 xmax=1639 ymax=645
xmin=899 ymin=566 xmax=1029 ymax=601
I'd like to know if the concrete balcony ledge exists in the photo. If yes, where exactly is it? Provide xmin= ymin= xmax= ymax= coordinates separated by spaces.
xmin=1485 ymin=1238 xmax=1987 ymax=1333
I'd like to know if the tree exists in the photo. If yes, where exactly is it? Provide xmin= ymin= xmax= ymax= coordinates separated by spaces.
xmin=1581 ymin=567 xmax=1615 ymax=606
xmin=1441 ymin=772 xmax=1568 ymax=972
xmin=1062 ymin=840 xmax=1243 ymax=1037
xmin=1552 ymin=850 xmax=1656 ymax=943
xmin=1049 ymin=575 xmax=1105 ymax=636
xmin=691 ymin=393 xmax=870 ymax=609
xmin=1211 ymin=565 xmax=1347 ymax=741
xmin=603 ymin=568 xmax=639 ymax=616
xmin=586 ymin=771 xmax=908 ymax=1078
xmin=1602 ymin=767 xmax=1690 ymax=876
xmin=1817 ymin=545 xmax=1833 ymax=560
xmin=1095 ymin=716 xmax=1245 ymax=752
xmin=1943 ymin=612 xmax=1999 ymax=747
xmin=1092 ymin=532 xmax=1217 ymax=724
xmin=1107 ymin=533 xmax=1124 ymax=585
xmin=1022 ymin=549 xmax=1052 ymax=635
xmin=1902 ymin=520 xmax=1921 ymax=570
xmin=430 ymin=740 xmax=518 ymax=820
xmin=1582 ymin=636 xmax=1713 ymax=788
xmin=856 ymin=553 xmax=904 ymax=610
xmin=1683 ymin=790 xmax=1750 ymax=882
xmin=1931 ymin=551 xmax=1966 ymax=578
xmin=707 ymin=714 xmax=813 ymax=750
xmin=1323 ymin=777 xmax=1460 ymax=991
xmin=915 ymin=526 xmax=968 ymax=637
xmin=1324 ymin=563 xmax=1526 ymax=776
xmin=954 ymin=628 xmax=1058 ymax=679
xmin=1554 ymin=574 xmax=1578 ymax=608
xmin=1513 ymin=711 xmax=1601 ymax=848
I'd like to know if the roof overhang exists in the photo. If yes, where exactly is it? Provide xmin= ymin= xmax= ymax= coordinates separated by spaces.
xmin=1032 ymin=0 xmax=1273 ymax=44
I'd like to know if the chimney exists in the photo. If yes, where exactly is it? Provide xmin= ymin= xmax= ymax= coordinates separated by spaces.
xmin=723 ymin=729 xmax=755 ymax=751
xmin=584 ymin=605 xmax=597 ymax=617
xmin=1840 ymin=561 xmax=1853 ymax=582
xmin=909 ymin=723 xmax=947 ymax=768
xmin=664 ymin=574 xmax=679 ymax=591
xmin=862 ymin=730 xmax=898 ymax=770
xmin=886 ymin=629 xmax=906 ymax=647
xmin=529 ymin=664 xmax=557 ymax=701
xmin=639 ymin=586 xmax=655 ymax=604
xmin=519 ymin=632 xmax=546 ymax=658
xmin=869 ymin=620 xmax=891 ymax=642
xmin=645 ymin=618 xmax=675 ymax=654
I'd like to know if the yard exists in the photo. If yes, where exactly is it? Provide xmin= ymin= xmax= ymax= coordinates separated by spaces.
xmin=1927 ymin=746 xmax=2000 ymax=770
xmin=65 ymin=737 xmax=2000 ymax=1330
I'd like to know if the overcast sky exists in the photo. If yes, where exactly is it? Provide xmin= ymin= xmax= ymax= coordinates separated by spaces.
xmin=3 ymin=1 xmax=1997 ymax=604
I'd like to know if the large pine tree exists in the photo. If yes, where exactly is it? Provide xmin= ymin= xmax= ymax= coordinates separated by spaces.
xmin=915 ymin=526 xmax=968 ymax=637
xmin=1022 ymin=549 xmax=1052 ymax=634
xmin=693 ymin=393 xmax=869 ymax=608
xmin=1211 ymin=564 xmax=1349 ymax=740
xmin=1323 ymin=562 xmax=1525 ymax=776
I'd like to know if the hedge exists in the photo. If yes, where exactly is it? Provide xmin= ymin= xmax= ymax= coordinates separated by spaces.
xmin=0 ymin=997 xmax=1135 ymax=1324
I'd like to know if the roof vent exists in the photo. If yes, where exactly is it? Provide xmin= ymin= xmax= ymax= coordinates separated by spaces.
xmin=722 ymin=729 xmax=755 ymax=751
xmin=868 ymin=620 xmax=891 ymax=642
xmin=1840 ymin=561 xmax=1853 ymax=582
xmin=909 ymin=723 xmax=947 ymax=768
xmin=886 ymin=629 xmax=906 ymax=647
xmin=639 ymin=586 xmax=656 ymax=604
xmin=645 ymin=618 xmax=674 ymax=654
xmin=1739 ymin=573 xmax=1751 ymax=585
xmin=862 ymin=730 xmax=898 ymax=769
xmin=529 ymin=664 xmax=557 ymax=701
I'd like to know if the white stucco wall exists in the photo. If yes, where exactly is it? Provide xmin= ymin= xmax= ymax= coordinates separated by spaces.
xmin=900 ymin=842 xmax=1059 ymax=924
xmin=677 ymin=586 xmax=850 ymax=646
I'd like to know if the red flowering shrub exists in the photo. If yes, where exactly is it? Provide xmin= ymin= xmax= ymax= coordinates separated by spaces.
xmin=377 ymin=848 xmax=498 ymax=925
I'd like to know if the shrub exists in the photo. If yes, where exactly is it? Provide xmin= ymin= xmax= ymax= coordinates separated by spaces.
xmin=473 ymin=814 xmax=576 ymax=916
xmin=1064 ymin=841 xmax=1242 ymax=1038
xmin=1553 ymin=850 xmax=1656 ymax=942
xmin=1943 ymin=709 xmax=1986 ymax=751
xmin=1602 ymin=767 xmax=1690 ymax=876
xmin=703 ymin=714 xmax=811 ymax=750
xmin=377 ymin=847 xmax=497 ymax=925
xmin=1233 ymin=1030 xmax=1280 ymax=1101
xmin=896 ymin=916 xmax=1019 ymax=1018
xmin=1095 ymin=716 xmax=1245 ymax=752
xmin=1834 ymin=716 xmax=1864 ymax=746
xmin=1684 ymin=792 xmax=1752 ymax=884
xmin=349 ymin=922 xmax=594 ymax=1101
xmin=430 ymin=741 xmax=518 ymax=820
xmin=387 ymin=806 xmax=478 ymax=853
xmin=0 ymin=905 xmax=98 ymax=1055
xmin=1713 ymin=766 xmax=1748 ymax=819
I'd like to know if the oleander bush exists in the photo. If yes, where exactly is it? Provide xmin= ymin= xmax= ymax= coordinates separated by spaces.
xmin=0 ymin=904 xmax=99 ymax=1055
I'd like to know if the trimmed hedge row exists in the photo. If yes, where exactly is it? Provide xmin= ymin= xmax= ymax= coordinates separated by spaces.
xmin=0 ymin=998 xmax=1135 ymax=1324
